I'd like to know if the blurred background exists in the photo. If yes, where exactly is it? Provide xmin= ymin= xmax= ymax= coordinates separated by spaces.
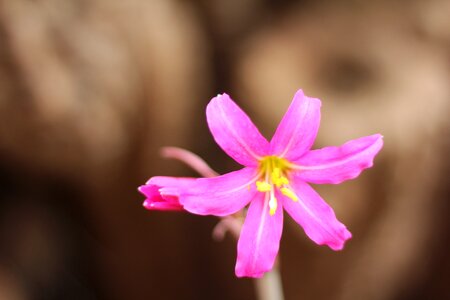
xmin=0 ymin=0 xmax=449 ymax=299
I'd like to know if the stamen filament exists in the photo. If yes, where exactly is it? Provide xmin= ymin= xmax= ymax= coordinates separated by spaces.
xmin=269 ymin=188 xmax=277 ymax=216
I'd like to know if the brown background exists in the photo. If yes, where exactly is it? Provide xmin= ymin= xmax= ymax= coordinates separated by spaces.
xmin=0 ymin=0 xmax=449 ymax=299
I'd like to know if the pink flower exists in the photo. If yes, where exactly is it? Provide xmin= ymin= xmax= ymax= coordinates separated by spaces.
xmin=180 ymin=90 xmax=382 ymax=277
xmin=140 ymin=89 xmax=383 ymax=278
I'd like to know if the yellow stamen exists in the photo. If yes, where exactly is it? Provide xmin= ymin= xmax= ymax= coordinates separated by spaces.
xmin=256 ymin=181 xmax=272 ymax=192
xmin=281 ymin=187 xmax=298 ymax=202
xmin=271 ymin=167 xmax=281 ymax=183
xmin=271 ymin=168 xmax=289 ymax=187
xmin=275 ymin=176 xmax=289 ymax=187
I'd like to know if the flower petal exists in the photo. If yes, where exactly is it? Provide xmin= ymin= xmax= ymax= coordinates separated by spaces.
xmin=139 ymin=176 xmax=195 ymax=211
xmin=207 ymin=93 xmax=269 ymax=166
xmin=295 ymin=134 xmax=383 ymax=184
xmin=179 ymin=167 xmax=259 ymax=216
xmin=281 ymin=178 xmax=351 ymax=250
xmin=270 ymin=89 xmax=321 ymax=160
xmin=235 ymin=193 xmax=283 ymax=278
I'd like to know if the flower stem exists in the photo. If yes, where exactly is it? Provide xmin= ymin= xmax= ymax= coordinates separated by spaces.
xmin=254 ymin=262 xmax=285 ymax=300
xmin=160 ymin=147 xmax=218 ymax=177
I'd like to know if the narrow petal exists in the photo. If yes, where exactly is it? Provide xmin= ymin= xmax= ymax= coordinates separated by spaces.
xmin=235 ymin=193 xmax=283 ymax=278
xmin=179 ymin=167 xmax=260 ymax=216
xmin=270 ymin=89 xmax=321 ymax=160
xmin=146 ymin=176 xmax=196 ymax=189
xmin=281 ymin=178 xmax=351 ymax=250
xmin=207 ymin=93 xmax=269 ymax=166
xmin=139 ymin=177 xmax=195 ymax=211
xmin=295 ymin=134 xmax=383 ymax=184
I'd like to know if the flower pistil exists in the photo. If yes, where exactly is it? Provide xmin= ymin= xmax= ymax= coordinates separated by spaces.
xmin=255 ymin=156 xmax=299 ymax=215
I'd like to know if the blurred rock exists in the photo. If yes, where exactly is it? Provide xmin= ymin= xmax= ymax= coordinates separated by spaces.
xmin=0 ymin=0 xmax=210 ymax=183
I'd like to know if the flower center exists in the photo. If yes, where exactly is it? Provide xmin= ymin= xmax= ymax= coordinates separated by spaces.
xmin=256 ymin=156 xmax=298 ymax=216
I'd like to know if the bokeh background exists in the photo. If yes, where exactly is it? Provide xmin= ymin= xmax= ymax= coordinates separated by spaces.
xmin=0 ymin=0 xmax=449 ymax=299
